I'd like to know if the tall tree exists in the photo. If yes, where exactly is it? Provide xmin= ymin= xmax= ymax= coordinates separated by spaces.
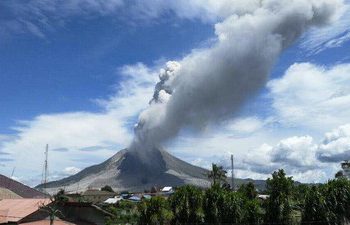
xmin=301 ymin=185 xmax=329 ymax=225
xmin=264 ymin=169 xmax=294 ymax=225
xmin=238 ymin=182 xmax=258 ymax=200
xmin=323 ymin=178 xmax=350 ymax=225
xmin=169 ymin=185 xmax=204 ymax=225
xmin=138 ymin=196 xmax=173 ymax=225
xmin=203 ymin=185 xmax=223 ymax=225
xmin=218 ymin=191 xmax=244 ymax=224
xmin=208 ymin=163 xmax=227 ymax=186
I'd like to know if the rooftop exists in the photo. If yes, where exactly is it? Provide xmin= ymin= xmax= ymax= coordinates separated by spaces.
xmin=0 ymin=198 xmax=50 ymax=223
xmin=0 ymin=174 xmax=47 ymax=198
xmin=0 ymin=187 xmax=22 ymax=200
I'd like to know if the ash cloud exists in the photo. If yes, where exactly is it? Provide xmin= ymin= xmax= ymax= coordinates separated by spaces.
xmin=132 ymin=0 xmax=344 ymax=149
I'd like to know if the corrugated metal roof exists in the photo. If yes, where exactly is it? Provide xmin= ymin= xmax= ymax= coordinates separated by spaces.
xmin=0 ymin=198 xmax=50 ymax=223
xmin=161 ymin=186 xmax=172 ymax=192
xmin=0 ymin=187 xmax=22 ymax=200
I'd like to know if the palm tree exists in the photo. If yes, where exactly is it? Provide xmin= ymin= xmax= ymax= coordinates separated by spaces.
xmin=208 ymin=164 xmax=227 ymax=186
xmin=40 ymin=189 xmax=67 ymax=225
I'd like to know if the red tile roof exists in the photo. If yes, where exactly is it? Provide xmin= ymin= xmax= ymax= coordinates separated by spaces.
xmin=0 ymin=174 xmax=47 ymax=198
xmin=0 ymin=198 xmax=50 ymax=223
xmin=21 ymin=219 xmax=77 ymax=225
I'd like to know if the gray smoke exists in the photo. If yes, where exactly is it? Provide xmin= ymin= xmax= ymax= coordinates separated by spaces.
xmin=132 ymin=0 xmax=344 ymax=150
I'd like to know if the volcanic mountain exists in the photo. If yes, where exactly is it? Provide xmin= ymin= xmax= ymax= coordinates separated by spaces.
xmin=36 ymin=148 xmax=211 ymax=194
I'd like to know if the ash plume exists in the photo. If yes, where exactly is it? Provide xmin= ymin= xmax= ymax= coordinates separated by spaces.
xmin=132 ymin=0 xmax=344 ymax=150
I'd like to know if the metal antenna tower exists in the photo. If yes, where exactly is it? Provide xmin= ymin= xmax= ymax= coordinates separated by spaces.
xmin=231 ymin=154 xmax=234 ymax=191
xmin=41 ymin=144 xmax=49 ymax=186
xmin=11 ymin=167 xmax=16 ymax=177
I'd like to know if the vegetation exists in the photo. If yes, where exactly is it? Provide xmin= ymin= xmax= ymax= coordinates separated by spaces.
xmin=208 ymin=163 xmax=228 ymax=186
xmin=40 ymin=189 xmax=68 ymax=225
xmin=105 ymin=201 xmax=139 ymax=225
xmin=169 ymin=185 xmax=204 ymax=224
xmin=138 ymin=196 xmax=173 ymax=225
xmin=101 ymin=185 xmax=114 ymax=192
xmin=101 ymin=167 xmax=350 ymax=225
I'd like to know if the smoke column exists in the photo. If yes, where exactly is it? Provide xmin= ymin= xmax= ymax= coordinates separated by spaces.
xmin=132 ymin=0 xmax=344 ymax=151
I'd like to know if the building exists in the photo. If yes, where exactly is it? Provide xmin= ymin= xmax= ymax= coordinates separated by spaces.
xmin=0 ymin=198 xmax=51 ymax=224
xmin=103 ymin=196 xmax=122 ymax=204
xmin=0 ymin=198 xmax=112 ymax=225
xmin=81 ymin=190 xmax=115 ymax=204
xmin=341 ymin=160 xmax=350 ymax=179
xmin=0 ymin=188 xmax=22 ymax=200
xmin=160 ymin=186 xmax=174 ymax=195
xmin=58 ymin=202 xmax=113 ymax=225
xmin=0 ymin=175 xmax=47 ymax=199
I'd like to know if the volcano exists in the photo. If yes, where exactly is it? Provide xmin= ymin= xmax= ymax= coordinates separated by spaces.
xmin=36 ymin=148 xmax=211 ymax=194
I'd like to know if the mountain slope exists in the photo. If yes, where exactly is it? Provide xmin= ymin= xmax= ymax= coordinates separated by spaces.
xmin=36 ymin=148 xmax=211 ymax=194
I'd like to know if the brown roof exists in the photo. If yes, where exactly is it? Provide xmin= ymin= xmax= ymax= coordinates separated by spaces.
xmin=82 ymin=190 xmax=115 ymax=196
xmin=0 ymin=187 xmax=22 ymax=200
xmin=21 ymin=219 xmax=77 ymax=225
xmin=0 ymin=198 xmax=50 ymax=223
xmin=0 ymin=174 xmax=47 ymax=198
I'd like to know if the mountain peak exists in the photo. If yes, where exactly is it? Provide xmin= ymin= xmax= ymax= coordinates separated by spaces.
xmin=36 ymin=147 xmax=210 ymax=194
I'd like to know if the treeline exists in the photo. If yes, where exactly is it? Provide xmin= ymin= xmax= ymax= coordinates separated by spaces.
xmin=106 ymin=166 xmax=350 ymax=225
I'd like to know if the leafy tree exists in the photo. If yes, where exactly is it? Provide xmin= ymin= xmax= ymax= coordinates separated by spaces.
xmin=101 ymin=185 xmax=114 ymax=192
xmin=323 ymin=178 xmax=350 ymax=225
xmin=39 ymin=189 xmax=67 ymax=225
xmin=169 ymin=185 xmax=204 ymax=225
xmin=208 ymin=164 xmax=227 ymax=186
xmin=264 ymin=169 xmax=294 ymax=225
xmin=293 ymin=184 xmax=309 ymax=203
xmin=203 ymin=185 xmax=223 ymax=225
xmin=243 ymin=199 xmax=263 ymax=225
xmin=138 ymin=196 xmax=173 ymax=225
xmin=335 ymin=170 xmax=344 ymax=179
xmin=301 ymin=185 xmax=329 ymax=225
xmin=238 ymin=182 xmax=258 ymax=200
xmin=218 ymin=191 xmax=244 ymax=224
xmin=106 ymin=201 xmax=139 ymax=225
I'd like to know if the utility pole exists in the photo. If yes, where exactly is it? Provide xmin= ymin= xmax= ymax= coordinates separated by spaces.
xmin=231 ymin=154 xmax=234 ymax=191
xmin=42 ymin=144 xmax=49 ymax=187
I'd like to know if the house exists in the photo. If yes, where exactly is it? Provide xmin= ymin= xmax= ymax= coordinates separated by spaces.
xmin=0 ymin=175 xmax=47 ymax=199
xmin=0 ymin=188 xmax=22 ymax=200
xmin=0 ymin=198 xmax=51 ymax=224
xmin=58 ymin=202 xmax=113 ymax=225
xmin=0 ymin=198 xmax=112 ymax=225
xmin=258 ymin=194 xmax=269 ymax=200
xmin=103 ymin=196 xmax=122 ymax=204
xmin=19 ymin=219 xmax=80 ymax=225
xmin=127 ymin=196 xmax=141 ymax=202
xmin=160 ymin=186 xmax=174 ymax=195
xmin=81 ymin=190 xmax=115 ymax=204
xmin=161 ymin=186 xmax=173 ymax=192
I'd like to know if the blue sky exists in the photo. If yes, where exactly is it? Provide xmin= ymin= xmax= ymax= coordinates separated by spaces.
xmin=1 ymin=0 xmax=350 ymax=186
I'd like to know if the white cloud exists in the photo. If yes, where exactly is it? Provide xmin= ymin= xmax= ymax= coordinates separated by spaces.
xmin=271 ymin=136 xmax=318 ymax=169
xmin=317 ymin=124 xmax=350 ymax=162
xmin=301 ymin=2 xmax=350 ymax=54
xmin=180 ymin=132 xmax=332 ymax=183
xmin=0 ymin=62 xmax=158 ymax=186
xmin=268 ymin=63 xmax=350 ymax=132
xmin=226 ymin=117 xmax=263 ymax=134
